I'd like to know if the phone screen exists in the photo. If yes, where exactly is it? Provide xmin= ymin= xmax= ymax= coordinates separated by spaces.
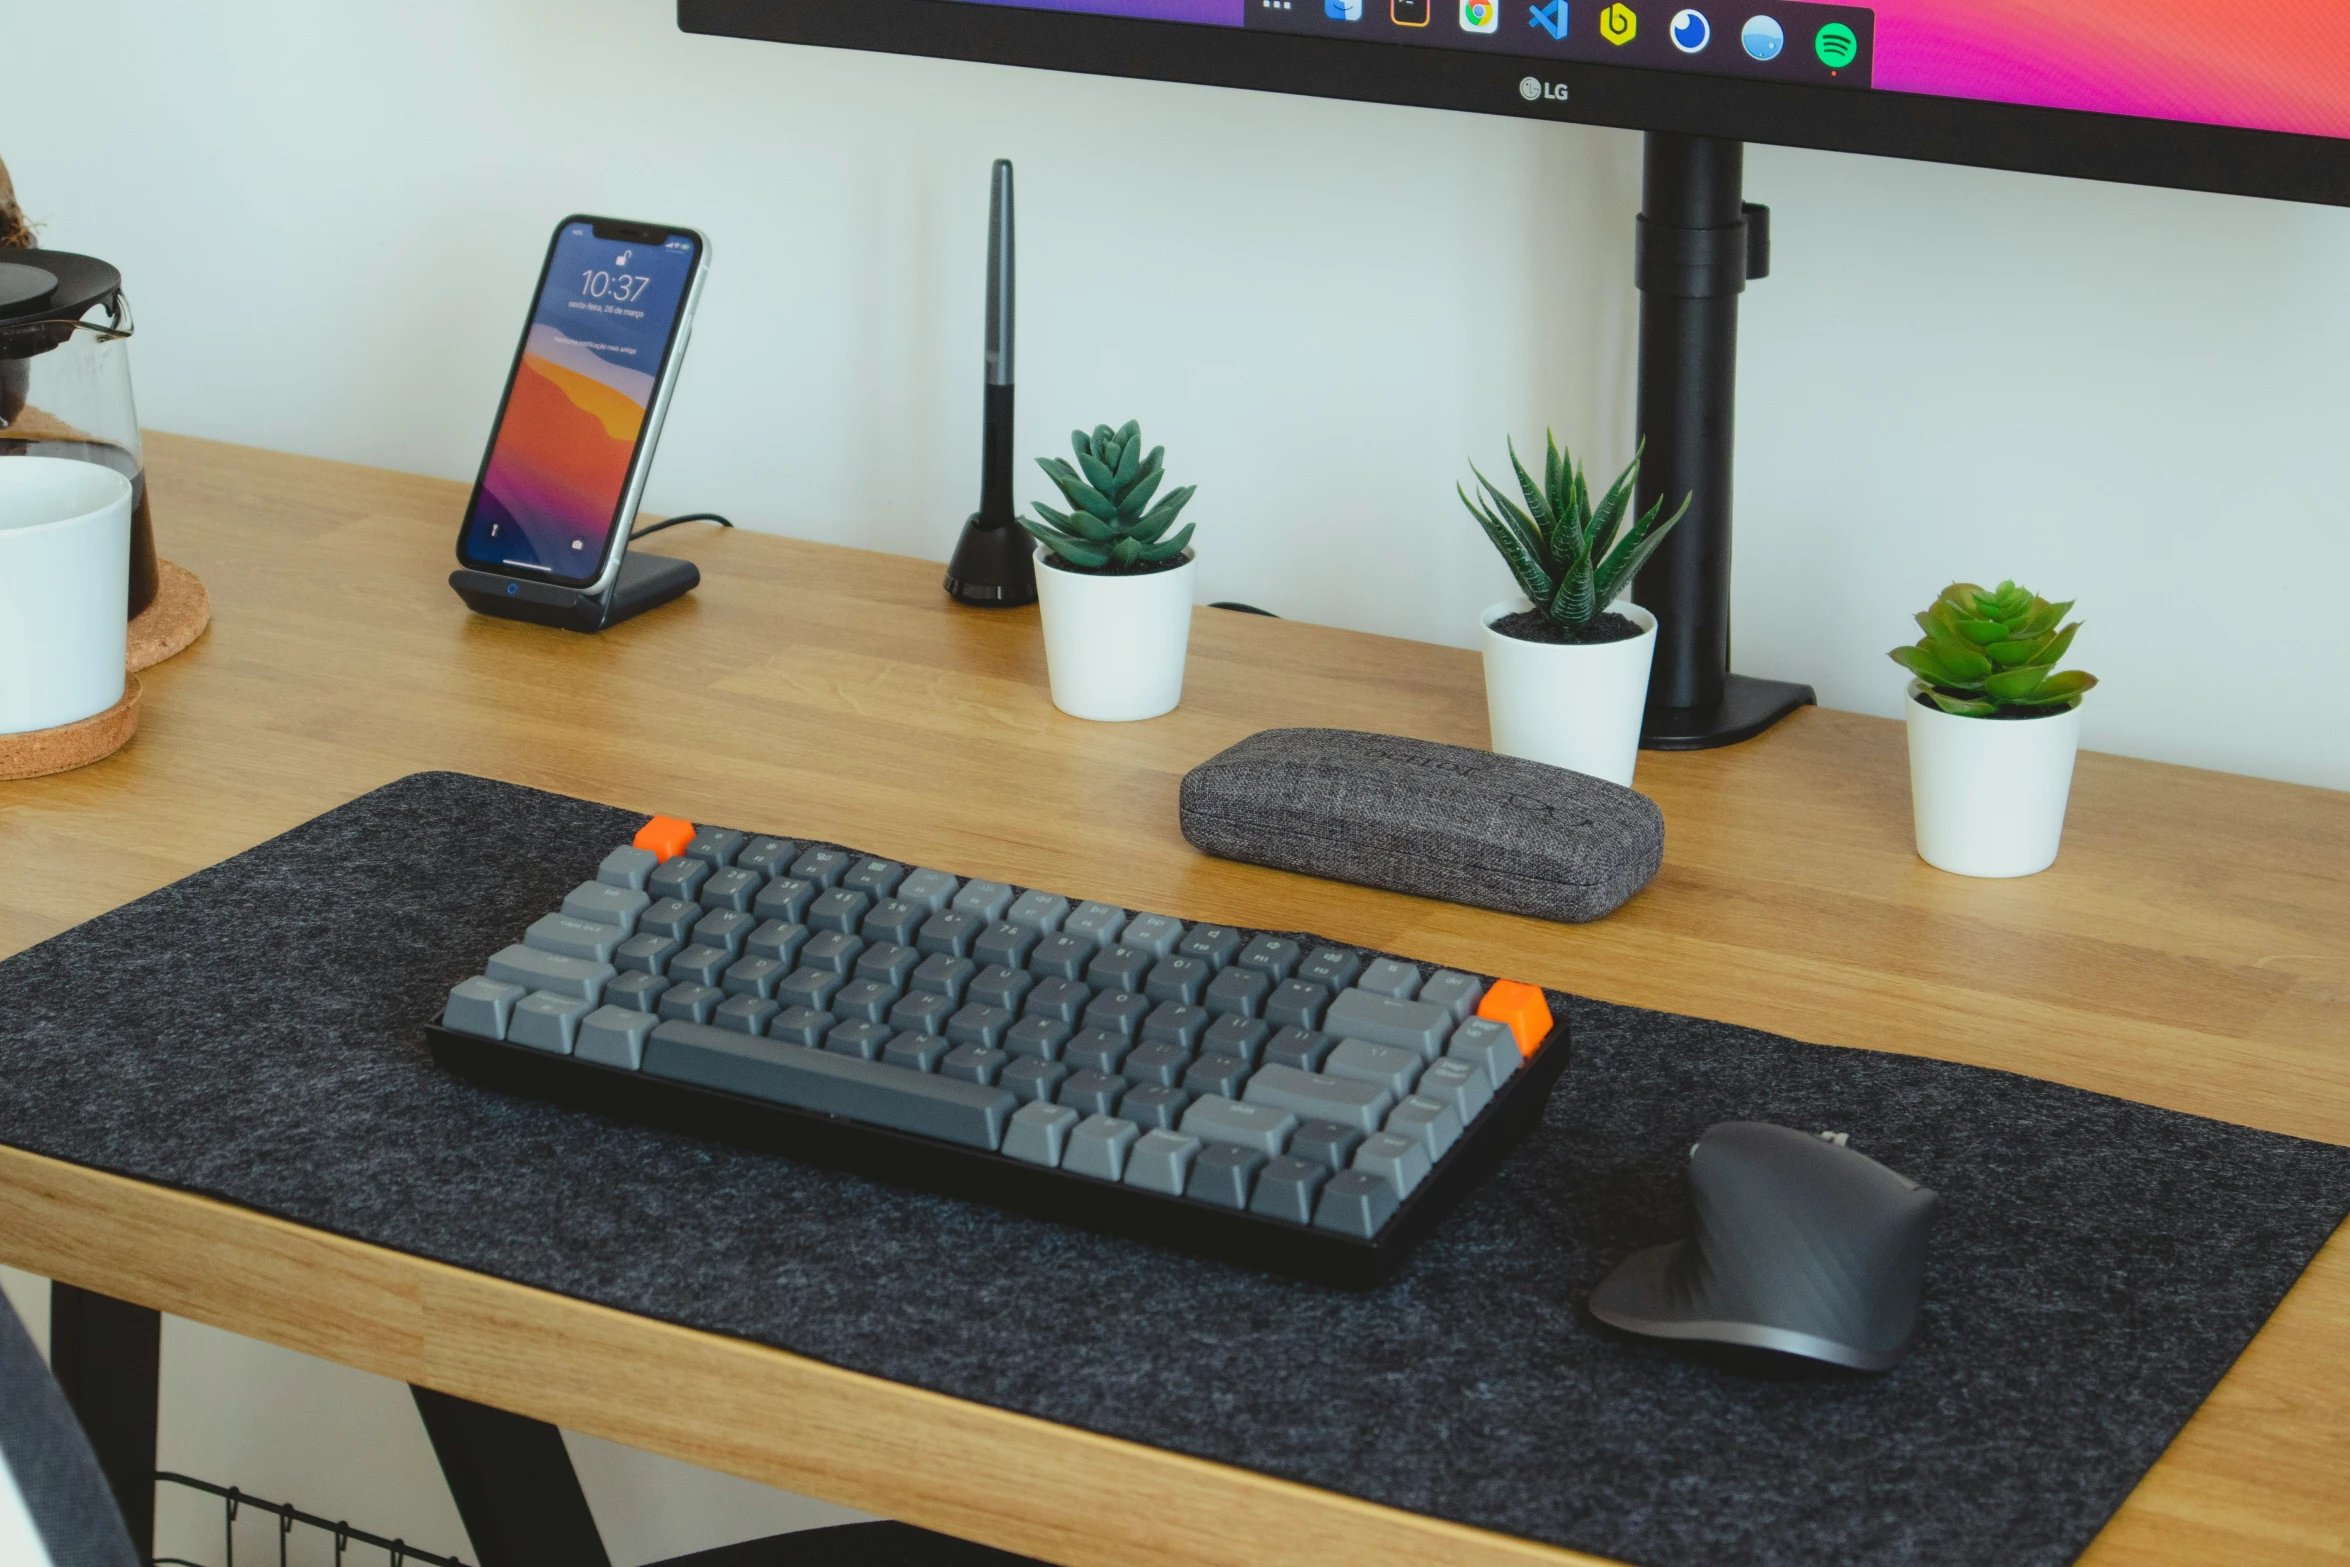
xmin=457 ymin=221 xmax=700 ymax=585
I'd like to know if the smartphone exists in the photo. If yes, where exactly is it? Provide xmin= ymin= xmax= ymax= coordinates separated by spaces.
xmin=455 ymin=216 xmax=710 ymax=592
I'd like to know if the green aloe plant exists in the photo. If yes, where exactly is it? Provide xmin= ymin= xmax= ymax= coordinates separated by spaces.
xmin=1890 ymin=580 xmax=2098 ymax=716
xmin=1020 ymin=420 xmax=1196 ymax=573
xmin=1458 ymin=433 xmax=1689 ymax=636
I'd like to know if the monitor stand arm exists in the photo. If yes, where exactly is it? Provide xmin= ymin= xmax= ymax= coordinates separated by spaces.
xmin=1631 ymin=132 xmax=1816 ymax=750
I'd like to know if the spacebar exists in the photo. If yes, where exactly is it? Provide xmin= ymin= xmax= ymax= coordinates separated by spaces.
xmin=643 ymin=1021 xmax=1018 ymax=1151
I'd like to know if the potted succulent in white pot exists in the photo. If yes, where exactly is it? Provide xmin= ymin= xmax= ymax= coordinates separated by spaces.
xmin=1020 ymin=420 xmax=1198 ymax=722
xmin=1890 ymin=580 xmax=2099 ymax=878
xmin=1459 ymin=433 xmax=1687 ymax=786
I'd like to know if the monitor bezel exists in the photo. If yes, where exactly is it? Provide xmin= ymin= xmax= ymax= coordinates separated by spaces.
xmin=679 ymin=0 xmax=2350 ymax=209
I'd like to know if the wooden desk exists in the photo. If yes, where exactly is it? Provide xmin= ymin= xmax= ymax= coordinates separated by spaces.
xmin=2 ymin=434 xmax=2344 ymax=1567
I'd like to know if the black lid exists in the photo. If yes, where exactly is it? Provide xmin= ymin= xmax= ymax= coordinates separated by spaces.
xmin=0 ymin=249 xmax=121 ymax=326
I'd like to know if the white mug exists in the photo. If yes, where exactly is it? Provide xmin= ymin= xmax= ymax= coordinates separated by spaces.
xmin=0 ymin=457 xmax=134 ymax=735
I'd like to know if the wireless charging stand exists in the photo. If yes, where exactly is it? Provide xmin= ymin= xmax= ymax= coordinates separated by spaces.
xmin=450 ymin=549 xmax=699 ymax=633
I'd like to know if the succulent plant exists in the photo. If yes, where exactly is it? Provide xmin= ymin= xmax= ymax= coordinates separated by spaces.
xmin=1458 ymin=433 xmax=1688 ymax=635
xmin=1020 ymin=420 xmax=1196 ymax=573
xmin=1890 ymin=581 xmax=2098 ymax=716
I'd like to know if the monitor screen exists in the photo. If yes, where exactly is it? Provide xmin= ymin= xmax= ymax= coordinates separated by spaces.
xmin=682 ymin=0 xmax=2350 ymax=204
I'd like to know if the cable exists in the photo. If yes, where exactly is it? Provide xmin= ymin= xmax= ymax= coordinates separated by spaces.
xmin=629 ymin=512 xmax=733 ymax=541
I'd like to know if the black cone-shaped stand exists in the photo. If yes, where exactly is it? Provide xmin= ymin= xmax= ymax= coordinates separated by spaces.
xmin=944 ymin=514 xmax=1036 ymax=607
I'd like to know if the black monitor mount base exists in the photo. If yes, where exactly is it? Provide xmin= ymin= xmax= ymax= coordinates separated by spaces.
xmin=450 ymin=549 xmax=699 ymax=634
xmin=944 ymin=512 xmax=1037 ymax=607
xmin=1631 ymin=132 xmax=1816 ymax=749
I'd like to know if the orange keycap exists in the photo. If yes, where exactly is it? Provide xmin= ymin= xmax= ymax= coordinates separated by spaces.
xmin=633 ymin=815 xmax=696 ymax=861
xmin=1478 ymin=980 xmax=1553 ymax=1056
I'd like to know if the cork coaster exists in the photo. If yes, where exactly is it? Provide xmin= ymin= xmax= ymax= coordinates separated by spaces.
xmin=0 ymin=676 xmax=141 ymax=782
xmin=127 ymin=560 xmax=210 ymax=674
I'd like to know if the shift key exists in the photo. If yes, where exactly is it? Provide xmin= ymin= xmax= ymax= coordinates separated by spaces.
xmin=1243 ymin=1062 xmax=1394 ymax=1134
xmin=643 ymin=1020 xmax=1018 ymax=1150
xmin=1324 ymin=988 xmax=1453 ymax=1059
xmin=486 ymin=943 xmax=616 ymax=1003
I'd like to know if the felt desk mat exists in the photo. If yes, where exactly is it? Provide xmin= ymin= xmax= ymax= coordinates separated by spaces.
xmin=3 ymin=771 xmax=2346 ymax=1567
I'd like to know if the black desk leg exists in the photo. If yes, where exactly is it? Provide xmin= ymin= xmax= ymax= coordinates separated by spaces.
xmin=411 ymin=1386 xmax=613 ymax=1567
xmin=48 ymin=1282 xmax=162 ymax=1560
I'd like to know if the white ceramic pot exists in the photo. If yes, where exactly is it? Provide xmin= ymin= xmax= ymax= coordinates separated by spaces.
xmin=1905 ymin=679 xmax=2082 ymax=877
xmin=0 ymin=457 xmax=134 ymax=735
xmin=1034 ymin=551 xmax=1196 ymax=721
xmin=1480 ymin=597 xmax=1657 ymax=787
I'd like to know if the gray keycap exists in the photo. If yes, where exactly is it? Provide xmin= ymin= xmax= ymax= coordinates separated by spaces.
xmin=576 ymin=1004 xmax=659 ymax=1069
xmin=860 ymin=898 xmax=926 ymax=948
xmin=693 ymin=909 xmax=756 ymax=956
xmin=510 ymin=991 xmax=593 ymax=1053
xmin=1262 ymin=1026 xmax=1332 ymax=1072
xmin=1186 ymin=1143 xmax=1266 ymax=1209
xmin=939 ymin=1043 xmax=1008 ymax=1085
xmin=614 ymin=933 xmax=680 ymax=975
xmin=842 ymin=858 xmax=906 ymax=898
xmin=1023 ymin=977 xmax=1092 ymax=1024
xmin=1118 ymin=1083 xmax=1190 ymax=1131
xmin=1414 ymin=1057 xmax=1493 ymax=1123
xmin=968 ymin=963 xmax=1035 ymax=1013
xmin=753 ymin=877 xmax=816 ymax=925
xmin=1180 ymin=1094 xmax=1297 ymax=1155
xmin=1086 ymin=946 xmax=1152 ymax=993
xmin=1358 ymin=958 xmax=1421 ymax=999
xmin=1177 ymin=924 xmax=1242 ymax=969
xmin=800 ymin=930 xmax=865 ymax=975
xmin=1243 ymin=1062 xmax=1395 ymax=1133
xmin=1419 ymin=970 xmax=1487 ymax=1020
xmin=1385 ymin=1094 xmax=1464 ymax=1160
xmin=1325 ymin=988 xmax=1453 ymax=1059
xmin=1145 ymin=956 xmax=1210 ymax=1005
xmin=830 ymin=977 xmax=899 ymax=1024
xmin=1298 ymin=948 xmax=1364 ymax=989
xmin=946 ymin=1003 xmax=1014 ymax=1050
xmin=971 ymin=922 xmax=1037 ymax=971
xmin=648 ymin=856 xmax=711 ymax=903
xmin=1061 ymin=1028 xmax=1130 ymax=1075
xmin=486 ymin=944 xmax=615 ymax=1004
xmin=1119 ymin=1041 xmax=1190 ymax=1088
xmin=1264 ymin=980 xmax=1331 ymax=1031
xmin=747 ymin=921 xmax=811 ymax=968
xmin=1121 ymin=913 xmax=1184 ymax=959
xmin=1249 ymin=1156 xmax=1328 ymax=1225
xmin=737 ymin=837 xmax=799 ymax=877
xmin=1313 ymin=1169 xmax=1400 ymax=1237
xmin=527 ymin=913 xmax=625 ymax=964
xmin=807 ymin=887 xmax=872 ymax=935
xmin=1202 ymin=967 xmax=1271 ymax=1019
xmin=768 ymin=1005 xmax=835 ymax=1048
xmin=854 ymin=941 xmax=921 ymax=988
xmin=714 ymin=995 xmax=781 ymax=1036
xmin=911 ymin=953 xmax=976 ymax=1003
xmin=790 ymin=847 xmax=850 ymax=887
xmin=883 ymin=1034 xmax=949 ymax=1073
xmin=918 ymin=911 xmax=982 ymax=959
xmin=596 ymin=846 xmax=659 ymax=892
xmin=1003 ymin=1100 xmax=1078 ymax=1166
xmin=644 ymin=1021 xmax=1016 ymax=1150
xmin=657 ymin=981 xmax=723 ymax=1025
xmin=1000 ymin=1057 xmax=1068 ymax=1104
xmin=1325 ymin=1038 xmax=1425 ymax=1097
xmin=1235 ymin=934 xmax=1300 ymax=980
xmin=776 ymin=967 xmax=846 ymax=1011
xmin=1056 ymin=1069 xmax=1127 ymax=1118
xmin=443 ymin=976 xmax=525 ymax=1039
xmin=896 ymin=868 xmax=960 ymax=913
xmin=824 ymin=1019 xmax=893 ymax=1060
xmin=606 ymin=972 xmax=670 ymax=1013
xmin=1084 ymin=990 xmax=1151 ymax=1039
xmin=723 ymin=955 xmax=789 ymax=1000
xmin=1142 ymin=1002 xmax=1209 ymax=1052
xmin=1004 ymin=1016 xmax=1072 ymax=1061
xmin=698 ymin=867 xmax=764 ymax=914
xmin=668 ymin=944 xmax=731 ymax=988
xmin=1063 ymin=1115 xmax=1140 ymax=1181
xmin=888 ymin=991 xmax=956 ymax=1036
xmin=1006 ymin=890 xmax=1069 ymax=934
xmin=1181 ymin=1054 xmax=1251 ymax=1100
xmin=639 ymin=897 xmax=701 ymax=941
xmin=1289 ymin=1120 xmax=1364 ymax=1171
xmin=1201 ymin=1014 xmax=1271 ymax=1063
xmin=685 ymin=828 xmax=744 ymax=867
xmin=1027 ymin=934 xmax=1095 ymax=983
xmin=564 ymin=881 xmax=650 ymax=931
xmin=1063 ymin=901 xmax=1126 ymax=949
xmin=1122 ymin=1129 xmax=1200 ymax=1195
xmin=951 ymin=879 xmax=1014 ymax=922
xmin=1354 ymin=1130 xmax=1432 ymax=1197
xmin=1447 ymin=1018 xmax=1524 ymax=1090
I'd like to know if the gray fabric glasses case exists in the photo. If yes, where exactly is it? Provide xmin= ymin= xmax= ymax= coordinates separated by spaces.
xmin=1178 ymin=728 xmax=1662 ymax=923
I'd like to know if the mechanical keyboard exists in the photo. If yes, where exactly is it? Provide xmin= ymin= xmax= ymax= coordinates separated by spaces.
xmin=426 ymin=813 xmax=1571 ymax=1285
